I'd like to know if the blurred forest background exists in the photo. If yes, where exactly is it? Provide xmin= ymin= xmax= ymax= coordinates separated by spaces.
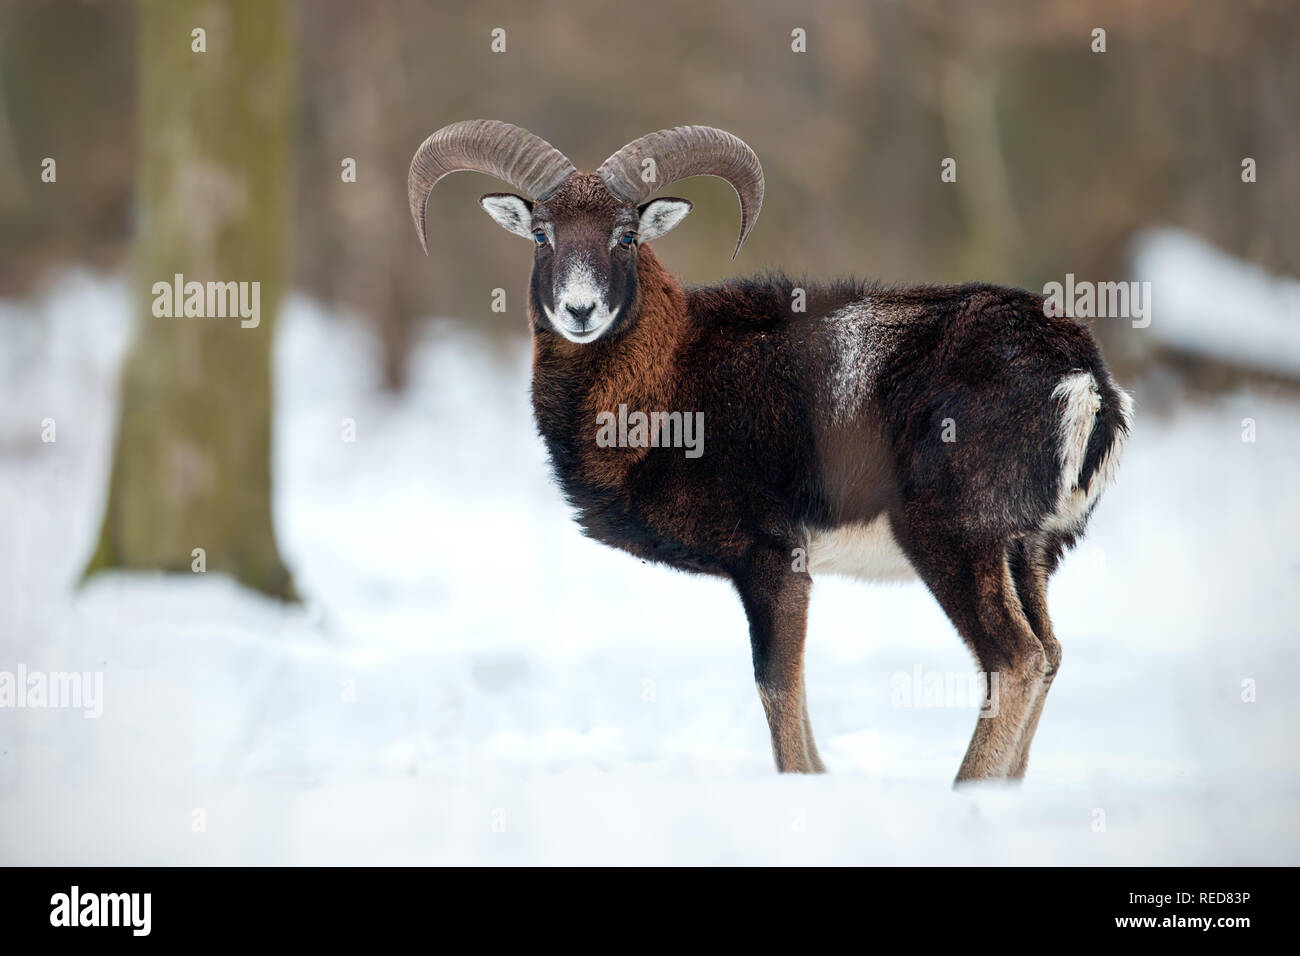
xmin=3 ymin=0 xmax=1296 ymax=387
xmin=1 ymin=0 xmax=1298 ymax=594
xmin=3 ymin=3 xmax=1300 ymax=865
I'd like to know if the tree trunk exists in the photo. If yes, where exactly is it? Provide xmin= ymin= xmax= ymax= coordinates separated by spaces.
xmin=85 ymin=0 xmax=296 ymax=600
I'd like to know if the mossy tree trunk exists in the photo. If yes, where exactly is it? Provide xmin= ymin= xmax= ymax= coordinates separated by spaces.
xmin=85 ymin=0 xmax=296 ymax=599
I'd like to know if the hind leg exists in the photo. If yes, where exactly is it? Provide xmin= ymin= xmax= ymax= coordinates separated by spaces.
xmin=801 ymin=690 xmax=826 ymax=772
xmin=896 ymin=522 xmax=1048 ymax=781
xmin=1007 ymin=537 xmax=1061 ymax=777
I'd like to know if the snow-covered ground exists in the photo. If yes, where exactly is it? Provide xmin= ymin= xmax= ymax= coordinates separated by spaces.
xmin=1 ymin=271 xmax=1297 ymax=865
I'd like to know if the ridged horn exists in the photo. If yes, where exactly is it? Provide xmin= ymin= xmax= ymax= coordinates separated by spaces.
xmin=408 ymin=120 xmax=576 ymax=254
xmin=597 ymin=126 xmax=763 ymax=258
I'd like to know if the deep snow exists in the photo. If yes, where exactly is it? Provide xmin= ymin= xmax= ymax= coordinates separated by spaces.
xmin=0 ymin=271 xmax=1297 ymax=865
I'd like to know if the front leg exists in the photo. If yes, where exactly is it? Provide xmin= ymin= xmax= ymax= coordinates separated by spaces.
xmin=734 ymin=545 xmax=824 ymax=773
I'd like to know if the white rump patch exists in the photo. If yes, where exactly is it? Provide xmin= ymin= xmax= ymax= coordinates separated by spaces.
xmin=1045 ymin=371 xmax=1133 ymax=533
xmin=807 ymin=515 xmax=916 ymax=582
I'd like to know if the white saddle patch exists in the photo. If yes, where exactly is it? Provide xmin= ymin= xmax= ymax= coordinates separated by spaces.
xmin=807 ymin=515 xmax=917 ymax=582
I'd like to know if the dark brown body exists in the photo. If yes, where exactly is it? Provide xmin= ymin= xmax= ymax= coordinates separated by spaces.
xmin=533 ymin=246 xmax=1123 ymax=572
xmin=407 ymin=123 xmax=1130 ymax=780
xmin=530 ymin=245 xmax=1130 ymax=778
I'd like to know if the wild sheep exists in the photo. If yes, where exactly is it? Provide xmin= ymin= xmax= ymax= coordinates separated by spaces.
xmin=408 ymin=120 xmax=1132 ymax=780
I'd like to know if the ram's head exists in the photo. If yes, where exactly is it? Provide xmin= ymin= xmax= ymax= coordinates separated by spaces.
xmin=408 ymin=121 xmax=763 ymax=344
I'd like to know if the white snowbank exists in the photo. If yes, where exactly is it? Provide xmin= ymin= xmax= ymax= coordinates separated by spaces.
xmin=1131 ymin=227 xmax=1300 ymax=376
xmin=0 ymin=273 xmax=1297 ymax=864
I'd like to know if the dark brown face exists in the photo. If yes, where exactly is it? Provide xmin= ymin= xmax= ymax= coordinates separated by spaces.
xmin=480 ymin=173 xmax=692 ymax=344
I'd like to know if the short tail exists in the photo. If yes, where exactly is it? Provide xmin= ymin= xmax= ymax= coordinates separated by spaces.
xmin=1047 ymin=368 xmax=1133 ymax=534
xmin=1078 ymin=369 xmax=1133 ymax=497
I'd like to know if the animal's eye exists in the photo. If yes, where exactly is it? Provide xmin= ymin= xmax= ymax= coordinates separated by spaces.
xmin=533 ymin=229 xmax=547 ymax=245
xmin=619 ymin=233 xmax=636 ymax=246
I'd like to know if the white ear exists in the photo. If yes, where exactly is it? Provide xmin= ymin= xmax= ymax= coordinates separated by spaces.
xmin=638 ymin=198 xmax=693 ymax=242
xmin=479 ymin=193 xmax=535 ymax=239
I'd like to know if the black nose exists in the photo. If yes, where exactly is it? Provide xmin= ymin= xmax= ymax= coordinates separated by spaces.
xmin=565 ymin=302 xmax=596 ymax=327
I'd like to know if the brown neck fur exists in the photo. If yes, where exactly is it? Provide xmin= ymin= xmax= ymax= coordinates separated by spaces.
xmin=532 ymin=245 xmax=688 ymax=489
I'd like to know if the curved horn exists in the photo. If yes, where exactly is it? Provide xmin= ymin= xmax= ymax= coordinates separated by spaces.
xmin=597 ymin=126 xmax=763 ymax=258
xmin=408 ymin=120 xmax=576 ymax=254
